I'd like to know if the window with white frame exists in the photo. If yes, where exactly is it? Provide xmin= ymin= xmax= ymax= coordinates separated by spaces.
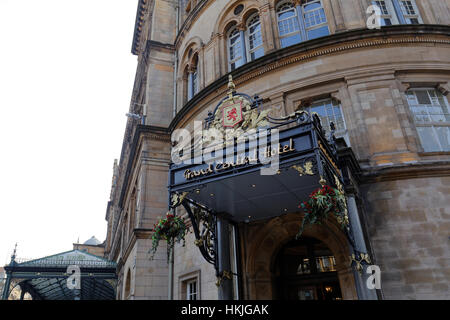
xmin=406 ymin=89 xmax=450 ymax=152
xmin=276 ymin=0 xmax=329 ymax=48
xmin=303 ymin=99 xmax=347 ymax=140
xmin=302 ymin=0 xmax=329 ymax=40
xmin=372 ymin=0 xmax=422 ymax=26
xmin=372 ymin=0 xmax=399 ymax=26
xmin=245 ymin=13 xmax=264 ymax=61
xmin=228 ymin=26 xmax=245 ymax=71
xmin=192 ymin=68 xmax=198 ymax=96
xmin=399 ymin=0 xmax=422 ymax=24
xmin=186 ymin=280 xmax=198 ymax=300
xmin=187 ymin=57 xmax=198 ymax=101
xmin=277 ymin=1 xmax=302 ymax=48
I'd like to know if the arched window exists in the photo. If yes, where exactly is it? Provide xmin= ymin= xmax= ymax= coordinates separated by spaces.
xmin=192 ymin=55 xmax=198 ymax=96
xmin=187 ymin=54 xmax=199 ymax=101
xmin=183 ymin=65 xmax=189 ymax=103
xmin=276 ymin=0 xmax=329 ymax=48
xmin=277 ymin=1 xmax=301 ymax=48
xmin=228 ymin=25 xmax=245 ymax=71
xmin=245 ymin=13 xmax=264 ymax=61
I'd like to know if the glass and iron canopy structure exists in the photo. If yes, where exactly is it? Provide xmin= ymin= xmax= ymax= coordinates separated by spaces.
xmin=1 ymin=249 xmax=117 ymax=300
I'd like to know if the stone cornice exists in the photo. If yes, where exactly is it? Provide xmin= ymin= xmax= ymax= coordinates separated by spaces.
xmin=132 ymin=0 xmax=151 ymax=55
xmin=361 ymin=160 xmax=450 ymax=183
xmin=169 ymin=24 xmax=450 ymax=132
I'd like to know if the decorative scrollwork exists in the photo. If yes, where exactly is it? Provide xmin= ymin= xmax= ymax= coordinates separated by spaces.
xmin=350 ymin=252 xmax=372 ymax=274
xmin=291 ymin=157 xmax=317 ymax=176
xmin=215 ymin=270 xmax=233 ymax=287
xmin=268 ymin=109 xmax=311 ymax=123
xmin=182 ymin=201 xmax=217 ymax=266
xmin=170 ymin=192 xmax=187 ymax=208
xmin=334 ymin=174 xmax=350 ymax=227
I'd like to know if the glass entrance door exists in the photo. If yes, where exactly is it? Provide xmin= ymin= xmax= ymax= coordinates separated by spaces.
xmin=274 ymin=237 xmax=343 ymax=300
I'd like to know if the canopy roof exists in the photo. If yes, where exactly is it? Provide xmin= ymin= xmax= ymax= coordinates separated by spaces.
xmin=3 ymin=250 xmax=117 ymax=300
xmin=170 ymin=116 xmax=342 ymax=223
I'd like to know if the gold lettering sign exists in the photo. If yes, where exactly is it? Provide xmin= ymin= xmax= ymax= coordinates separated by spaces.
xmin=183 ymin=139 xmax=295 ymax=180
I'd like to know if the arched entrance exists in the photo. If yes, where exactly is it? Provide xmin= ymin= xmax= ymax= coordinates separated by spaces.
xmin=243 ymin=213 xmax=358 ymax=300
xmin=273 ymin=237 xmax=342 ymax=300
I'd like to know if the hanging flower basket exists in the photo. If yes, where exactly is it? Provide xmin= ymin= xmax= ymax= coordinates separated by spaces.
xmin=149 ymin=212 xmax=187 ymax=262
xmin=296 ymin=185 xmax=348 ymax=239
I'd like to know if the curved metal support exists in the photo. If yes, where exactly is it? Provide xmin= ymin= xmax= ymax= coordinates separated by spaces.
xmin=181 ymin=200 xmax=217 ymax=269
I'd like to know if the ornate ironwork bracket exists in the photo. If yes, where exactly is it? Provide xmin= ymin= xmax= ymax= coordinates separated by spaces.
xmin=170 ymin=192 xmax=218 ymax=270
xmin=215 ymin=270 xmax=233 ymax=287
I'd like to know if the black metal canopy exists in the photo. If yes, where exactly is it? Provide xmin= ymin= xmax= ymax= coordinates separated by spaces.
xmin=169 ymin=113 xmax=343 ymax=223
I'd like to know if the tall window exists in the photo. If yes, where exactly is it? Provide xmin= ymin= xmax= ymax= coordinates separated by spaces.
xmin=187 ymin=56 xmax=198 ymax=101
xmin=276 ymin=0 xmax=329 ymax=48
xmin=399 ymin=0 xmax=422 ymax=24
xmin=372 ymin=0 xmax=398 ymax=26
xmin=186 ymin=280 xmax=198 ymax=300
xmin=304 ymin=99 xmax=346 ymax=136
xmin=371 ymin=0 xmax=422 ymax=25
xmin=406 ymin=89 xmax=450 ymax=152
xmin=192 ymin=68 xmax=198 ymax=96
xmin=302 ymin=0 xmax=329 ymax=40
xmin=245 ymin=14 xmax=264 ymax=61
xmin=277 ymin=2 xmax=302 ymax=48
xmin=228 ymin=13 xmax=265 ymax=71
xmin=228 ymin=26 xmax=245 ymax=71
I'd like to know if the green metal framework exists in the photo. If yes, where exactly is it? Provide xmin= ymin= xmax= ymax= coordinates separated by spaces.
xmin=1 ymin=250 xmax=117 ymax=300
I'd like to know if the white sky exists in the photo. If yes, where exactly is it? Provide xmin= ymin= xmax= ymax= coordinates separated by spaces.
xmin=0 ymin=0 xmax=138 ymax=264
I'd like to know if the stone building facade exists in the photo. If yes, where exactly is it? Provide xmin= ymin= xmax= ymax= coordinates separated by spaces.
xmin=73 ymin=236 xmax=105 ymax=257
xmin=104 ymin=0 xmax=450 ymax=300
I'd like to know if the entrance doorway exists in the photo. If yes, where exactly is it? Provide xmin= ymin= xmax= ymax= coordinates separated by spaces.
xmin=274 ymin=237 xmax=342 ymax=300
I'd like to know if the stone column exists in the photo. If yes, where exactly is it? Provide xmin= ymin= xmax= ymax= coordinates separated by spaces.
xmin=259 ymin=3 xmax=276 ymax=53
xmin=329 ymin=0 xmax=346 ymax=31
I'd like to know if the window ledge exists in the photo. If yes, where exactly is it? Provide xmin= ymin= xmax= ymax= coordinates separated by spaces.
xmin=418 ymin=151 xmax=450 ymax=156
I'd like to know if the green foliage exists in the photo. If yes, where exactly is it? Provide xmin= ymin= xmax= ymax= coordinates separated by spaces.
xmin=150 ymin=212 xmax=187 ymax=262
xmin=297 ymin=185 xmax=347 ymax=238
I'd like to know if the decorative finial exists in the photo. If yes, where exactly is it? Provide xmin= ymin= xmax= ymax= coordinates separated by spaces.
xmin=10 ymin=243 xmax=17 ymax=264
xmin=227 ymin=74 xmax=235 ymax=99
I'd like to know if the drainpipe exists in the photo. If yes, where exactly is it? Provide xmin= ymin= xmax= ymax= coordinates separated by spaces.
xmin=168 ymin=5 xmax=179 ymax=301
xmin=168 ymin=244 xmax=174 ymax=300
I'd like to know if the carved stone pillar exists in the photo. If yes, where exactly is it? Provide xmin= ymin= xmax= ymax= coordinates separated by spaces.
xmin=259 ymin=3 xmax=276 ymax=53
xmin=329 ymin=0 xmax=346 ymax=31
